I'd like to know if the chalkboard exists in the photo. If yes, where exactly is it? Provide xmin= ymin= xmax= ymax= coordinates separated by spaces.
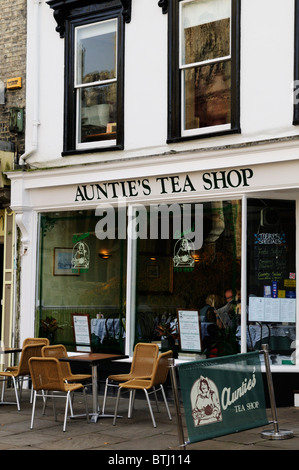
xmin=254 ymin=232 xmax=287 ymax=283
xmin=72 ymin=313 xmax=91 ymax=352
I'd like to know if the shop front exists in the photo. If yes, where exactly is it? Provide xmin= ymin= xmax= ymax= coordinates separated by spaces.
xmin=7 ymin=157 xmax=299 ymax=385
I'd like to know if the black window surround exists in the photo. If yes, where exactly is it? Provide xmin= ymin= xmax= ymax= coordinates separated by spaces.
xmin=47 ymin=0 xmax=132 ymax=155
xmin=166 ymin=0 xmax=241 ymax=144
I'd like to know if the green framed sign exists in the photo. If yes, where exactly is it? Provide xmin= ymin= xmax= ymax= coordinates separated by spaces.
xmin=178 ymin=352 xmax=268 ymax=443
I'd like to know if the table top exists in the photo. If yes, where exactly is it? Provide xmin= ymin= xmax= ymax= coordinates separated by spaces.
xmin=0 ymin=347 xmax=22 ymax=354
xmin=60 ymin=352 xmax=128 ymax=365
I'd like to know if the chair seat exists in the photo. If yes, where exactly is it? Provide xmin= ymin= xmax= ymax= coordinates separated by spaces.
xmin=108 ymin=373 xmax=151 ymax=382
xmin=63 ymin=382 xmax=84 ymax=393
xmin=119 ymin=378 xmax=152 ymax=390
xmin=0 ymin=370 xmax=21 ymax=378
xmin=64 ymin=373 xmax=92 ymax=382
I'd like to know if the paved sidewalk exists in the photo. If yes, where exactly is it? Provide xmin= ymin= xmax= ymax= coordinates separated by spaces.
xmin=0 ymin=388 xmax=299 ymax=453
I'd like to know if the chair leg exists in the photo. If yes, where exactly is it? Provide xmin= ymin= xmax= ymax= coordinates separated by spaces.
xmin=128 ymin=390 xmax=136 ymax=418
xmin=12 ymin=376 xmax=20 ymax=411
xmin=160 ymin=384 xmax=172 ymax=421
xmin=144 ymin=389 xmax=156 ymax=428
xmin=1 ymin=377 xmax=6 ymax=402
xmin=102 ymin=378 xmax=109 ymax=414
xmin=63 ymin=391 xmax=71 ymax=432
xmin=30 ymin=390 xmax=37 ymax=429
xmin=152 ymin=386 xmax=160 ymax=413
xmin=113 ymin=387 xmax=122 ymax=425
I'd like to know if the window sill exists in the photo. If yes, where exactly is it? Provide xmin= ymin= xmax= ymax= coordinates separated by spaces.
xmin=167 ymin=127 xmax=241 ymax=144
xmin=62 ymin=144 xmax=124 ymax=157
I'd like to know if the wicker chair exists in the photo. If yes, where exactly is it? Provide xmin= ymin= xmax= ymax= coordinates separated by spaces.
xmin=113 ymin=350 xmax=173 ymax=428
xmin=0 ymin=342 xmax=46 ymax=410
xmin=42 ymin=345 xmax=92 ymax=383
xmin=102 ymin=342 xmax=159 ymax=414
xmin=23 ymin=337 xmax=50 ymax=347
xmin=29 ymin=357 xmax=89 ymax=432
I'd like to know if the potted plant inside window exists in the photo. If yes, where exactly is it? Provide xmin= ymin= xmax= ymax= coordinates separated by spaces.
xmin=40 ymin=316 xmax=63 ymax=344
xmin=156 ymin=322 xmax=177 ymax=350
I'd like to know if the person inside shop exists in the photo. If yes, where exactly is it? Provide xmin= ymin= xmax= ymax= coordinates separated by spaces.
xmin=215 ymin=288 xmax=241 ymax=329
xmin=199 ymin=294 xmax=222 ymax=322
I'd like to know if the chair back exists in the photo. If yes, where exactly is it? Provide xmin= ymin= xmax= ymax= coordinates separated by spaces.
xmin=150 ymin=350 xmax=173 ymax=387
xmin=17 ymin=343 xmax=46 ymax=376
xmin=29 ymin=357 xmax=65 ymax=392
xmin=130 ymin=343 xmax=159 ymax=378
xmin=42 ymin=344 xmax=72 ymax=378
xmin=23 ymin=337 xmax=50 ymax=347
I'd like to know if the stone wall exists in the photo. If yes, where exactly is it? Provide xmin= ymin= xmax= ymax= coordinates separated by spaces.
xmin=0 ymin=0 xmax=26 ymax=157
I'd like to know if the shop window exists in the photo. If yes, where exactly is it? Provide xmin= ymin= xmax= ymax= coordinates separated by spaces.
xmin=47 ymin=0 xmax=131 ymax=154
xmin=134 ymin=200 xmax=242 ymax=358
xmin=247 ymin=199 xmax=296 ymax=364
xmin=37 ymin=210 xmax=126 ymax=353
xmin=167 ymin=0 xmax=241 ymax=142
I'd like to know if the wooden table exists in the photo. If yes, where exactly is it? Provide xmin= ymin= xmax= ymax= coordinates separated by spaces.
xmin=60 ymin=352 xmax=128 ymax=423
xmin=0 ymin=347 xmax=22 ymax=354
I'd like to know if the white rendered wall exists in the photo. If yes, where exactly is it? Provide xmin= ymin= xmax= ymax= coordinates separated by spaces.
xmin=24 ymin=0 xmax=299 ymax=168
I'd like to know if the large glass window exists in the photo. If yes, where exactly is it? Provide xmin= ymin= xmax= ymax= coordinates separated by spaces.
xmin=37 ymin=210 xmax=126 ymax=352
xmin=247 ymin=199 xmax=296 ymax=364
xmin=134 ymin=200 xmax=242 ymax=358
xmin=167 ymin=0 xmax=240 ymax=142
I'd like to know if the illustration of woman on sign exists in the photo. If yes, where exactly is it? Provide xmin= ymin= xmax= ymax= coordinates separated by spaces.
xmin=191 ymin=376 xmax=222 ymax=426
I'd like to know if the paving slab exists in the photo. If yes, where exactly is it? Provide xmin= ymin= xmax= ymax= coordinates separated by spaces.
xmin=0 ymin=388 xmax=298 ymax=458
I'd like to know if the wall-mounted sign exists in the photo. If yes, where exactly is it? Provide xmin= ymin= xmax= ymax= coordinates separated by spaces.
xmin=7 ymin=77 xmax=22 ymax=90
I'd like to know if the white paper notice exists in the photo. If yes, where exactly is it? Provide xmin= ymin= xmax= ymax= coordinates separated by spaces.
xmin=178 ymin=310 xmax=201 ymax=351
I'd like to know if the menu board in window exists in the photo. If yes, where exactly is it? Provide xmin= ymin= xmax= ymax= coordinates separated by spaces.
xmin=254 ymin=232 xmax=287 ymax=284
xmin=177 ymin=309 xmax=202 ymax=352
xmin=72 ymin=314 xmax=91 ymax=352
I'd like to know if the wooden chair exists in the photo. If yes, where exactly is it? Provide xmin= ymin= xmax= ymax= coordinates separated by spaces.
xmin=0 ymin=343 xmax=46 ymax=410
xmin=102 ymin=342 xmax=159 ymax=414
xmin=42 ymin=345 xmax=92 ymax=383
xmin=29 ymin=357 xmax=89 ymax=432
xmin=113 ymin=350 xmax=173 ymax=428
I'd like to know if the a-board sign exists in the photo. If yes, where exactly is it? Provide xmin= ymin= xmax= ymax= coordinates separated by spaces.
xmin=177 ymin=309 xmax=202 ymax=352
xmin=71 ymin=313 xmax=91 ymax=352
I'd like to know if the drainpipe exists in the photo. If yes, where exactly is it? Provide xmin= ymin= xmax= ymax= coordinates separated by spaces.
xmin=19 ymin=0 xmax=41 ymax=167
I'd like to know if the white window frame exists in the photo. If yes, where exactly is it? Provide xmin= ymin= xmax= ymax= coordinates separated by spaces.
xmin=179 ymin=0 xmax=232 ymax=138
xmin=74 ymin=19 xmax=118 ymax=150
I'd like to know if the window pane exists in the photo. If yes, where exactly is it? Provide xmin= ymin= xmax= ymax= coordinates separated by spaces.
xmin=135 ymin=201 xmax=241 ymax=359
xmin=79 ymin=83 xmax=117 ymax=144
xmin=76 ymin=20 xmax=117 ymax=85
xmin=181 ymin=0 xmax=231 ymax=65
xmin=184 ymin=61 xmax=231 ymax=130
xmin=37 ymin=210 xmax=126 ymax=353
xmin=247 ymin=200 xmax=296 ymax=364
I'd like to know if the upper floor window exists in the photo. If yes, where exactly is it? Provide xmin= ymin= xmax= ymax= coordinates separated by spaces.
xmin=75 ymin=19 xmax=118 ymax=150
xmin=167 ymin=0 xmax=241 ymax=142
xmin=47 ymin=0 xmax=131 ymax=154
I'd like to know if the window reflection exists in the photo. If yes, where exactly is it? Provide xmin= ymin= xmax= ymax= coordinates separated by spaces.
xmin=184 ymin=61 xmax=231 ymax=130
xmin=79 ymin=83 xmax=117 ymax=143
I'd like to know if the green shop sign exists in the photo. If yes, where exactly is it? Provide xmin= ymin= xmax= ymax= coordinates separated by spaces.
xmin=178 ymin=352 xmax=268 ymax=443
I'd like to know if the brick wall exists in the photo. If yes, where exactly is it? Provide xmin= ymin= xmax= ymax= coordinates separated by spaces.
xmin=0 ymin=0 xmax=26 ymax=157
